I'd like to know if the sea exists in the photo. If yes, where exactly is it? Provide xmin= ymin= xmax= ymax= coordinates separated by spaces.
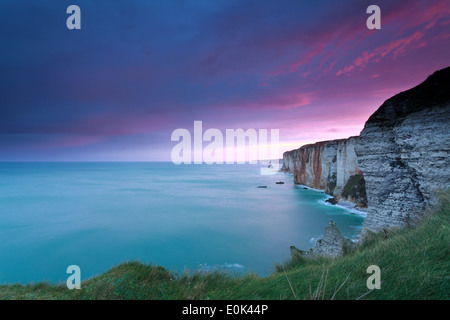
xmin=0 ymin=162 xmax=365 ymax=284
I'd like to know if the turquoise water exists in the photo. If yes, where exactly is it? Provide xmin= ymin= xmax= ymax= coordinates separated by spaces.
xmin=0 ymin=162 xmax=364 ymax=284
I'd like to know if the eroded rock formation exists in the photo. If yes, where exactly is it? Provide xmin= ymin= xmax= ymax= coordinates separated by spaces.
xmin=282 ymin=136 xmax=367 ymax=207
xmin=290 ymin=220 xmax=355 ymax=258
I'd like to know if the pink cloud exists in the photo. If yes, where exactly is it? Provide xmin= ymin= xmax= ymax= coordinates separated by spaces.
xmin=230 ymin=92 xmax=315 ymax=111
xmin=336 ymin=31 xmax=425 ymax=76
xmin=382 ymin=0 xmax=450 ymax=32
xmin=336 ymin=65 xmax=354 ymax=76
xmin=323 ymin=60 xmax=337 ymax=75
xmin=354 ymin=52 xmax=377 ymax=67
xmin=287 ymin=45 xmax=327 ymax=73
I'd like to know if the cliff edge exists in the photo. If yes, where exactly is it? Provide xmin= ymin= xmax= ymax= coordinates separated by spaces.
xmin=355 ymin=67 xmax=450 ymax=234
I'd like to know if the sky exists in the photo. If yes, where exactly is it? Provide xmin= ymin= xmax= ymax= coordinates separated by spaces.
xmin=0 ymin=0 xmax=449 ymax=161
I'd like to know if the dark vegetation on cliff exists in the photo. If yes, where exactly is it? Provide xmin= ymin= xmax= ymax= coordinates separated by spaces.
xmin=366 ymin=66 xmax=450 ymax=126
xmin=1 ymin=191 xmax=448 ymax=300
xmin=341 ymin=173 xmax=367 ymax=207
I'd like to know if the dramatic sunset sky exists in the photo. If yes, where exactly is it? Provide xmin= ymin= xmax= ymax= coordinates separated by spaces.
xmin=1 ymin=0 xmax=449 ymax=161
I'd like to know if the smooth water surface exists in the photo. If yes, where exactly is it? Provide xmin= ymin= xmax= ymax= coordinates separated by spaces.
xmin=0 ymin=162 xmax=365 ymax=283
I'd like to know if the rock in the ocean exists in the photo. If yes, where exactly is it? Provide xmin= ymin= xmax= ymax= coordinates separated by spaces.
xmin=325 ymin=197 xmax=339 ymax=205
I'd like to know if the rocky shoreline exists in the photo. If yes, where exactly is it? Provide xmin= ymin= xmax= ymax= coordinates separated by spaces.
xmin=281 ymin=136 xmax=368 ymax=209
xmin=284 ymin=67 xmax=450 ymax=258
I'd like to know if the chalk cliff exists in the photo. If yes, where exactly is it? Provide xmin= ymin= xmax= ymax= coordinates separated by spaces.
xmin=285 ymin=67 xmax=449 ymax=257
xmin=356 ymin=67 xmax=450 ymax=233
xmin=282 ymin=136 xmax=367 ymax=207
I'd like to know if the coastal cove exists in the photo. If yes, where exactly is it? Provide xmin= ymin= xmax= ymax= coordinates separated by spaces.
xmin=0 ymin=162 xmax=364 ymax=284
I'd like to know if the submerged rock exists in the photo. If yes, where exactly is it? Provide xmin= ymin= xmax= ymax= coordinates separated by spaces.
xmin=325 ymin=197 xmax=339 ymax=205
xmin=275 ymin=181 xmax=284 ymax=184
xmin=257 ymin=186 xmax=268 ymax=188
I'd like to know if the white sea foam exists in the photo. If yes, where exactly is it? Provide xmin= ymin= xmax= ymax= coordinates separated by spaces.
xmin=223 ymin=263 xmax=245 ymax=269
xmin=197 ymin=263 xmax=246 ymax=273
xmin=292 ymin=182 xmax=367 ymax=217
xmin=295 ymin=184 xmax=326 ymax=193
xmin=321 ymin=199 xmax=367 ymax=217
xmin=289 ymin=180 xmax=367 ymax=218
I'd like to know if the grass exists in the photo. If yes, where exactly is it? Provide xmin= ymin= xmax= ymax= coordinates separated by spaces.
xmin=1 ymin=192 xmax=449 ymax=300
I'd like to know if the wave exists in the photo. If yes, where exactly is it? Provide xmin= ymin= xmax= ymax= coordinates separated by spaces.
xmin=308 ymin=237 xmax=320 ymax=245
xmin=294 ymin=184 xmax=326 ymax=193
xmin=197 ymin=263 xmax=246 ymax=273
xmin=318 ymin=195 xmax=367 ymax=218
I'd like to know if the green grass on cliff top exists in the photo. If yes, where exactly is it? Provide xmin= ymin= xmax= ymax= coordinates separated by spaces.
xmin=1 ymin=192 xmax=449 ymax=300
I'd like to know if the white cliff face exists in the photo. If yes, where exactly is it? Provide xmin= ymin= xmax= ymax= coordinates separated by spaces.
xmin=335 ymin=137 xmax=361 ymax=195
xmin=282 ymin=136 xmax=367 ymax=207
xmin=285 ymin=68 xmax=449 ymax=256
xmin=355 ymin=67 xmax=450 ymax=233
